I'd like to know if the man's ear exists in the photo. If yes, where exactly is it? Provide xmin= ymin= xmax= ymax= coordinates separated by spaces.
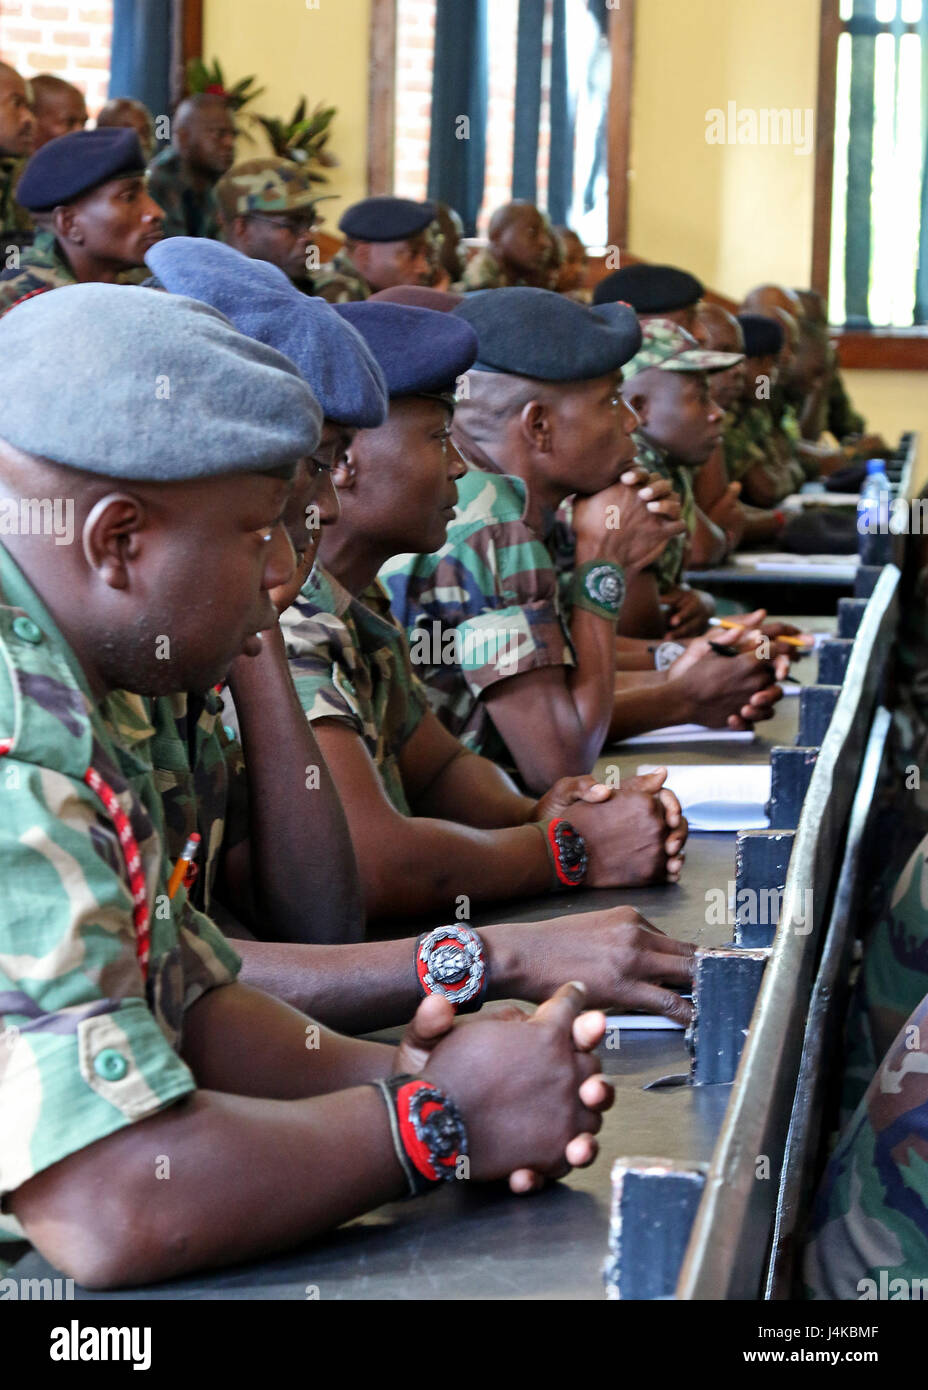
xmin=53 ymin=203 xmax=79 ymax=244
xmin=331 ymin=451 xmax=357 ymax=491
xmin=624 ymin=389 xmax=649 ymax=427
xmin=81 ymin=493 xmax=147 ymax=591
xmin=519 ymin=399 xmax=552 ymax=454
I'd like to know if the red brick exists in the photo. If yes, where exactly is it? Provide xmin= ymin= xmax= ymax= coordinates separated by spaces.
xmin=78 ymin=8 xmax=112 ymax=21
xmin=2 ymin=26 xmax=42 ymax=43
xmin=31 ymin=4 xmax=69 ymax=19
xmin=53 ymin=29 xmax=91 ymax=45
xmin=27 ymin=50 xmax=67 ymax=68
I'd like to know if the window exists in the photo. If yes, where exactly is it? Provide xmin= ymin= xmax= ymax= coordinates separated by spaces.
xmin=820 ymin=0 xmax=927 ymax=328
xmin=382 ymin=0 xmax=628 ymax=246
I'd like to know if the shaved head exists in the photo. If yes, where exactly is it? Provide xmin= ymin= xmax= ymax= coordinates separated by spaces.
xmin=0 ymin=60 xmax=36 ymax=156
xmin=694 ymin=302 xmax=743 ymax=353
xmin=741 ymin=284 xmax=802 ymax=318
xmin=30 ymin=74 xmax=87 ymax=149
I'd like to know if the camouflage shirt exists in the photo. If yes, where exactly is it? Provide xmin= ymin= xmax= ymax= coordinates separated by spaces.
xmin=380 ymin=463 xmax=575 ymax=764
xmin=0 ymin=545 xmax=240 ymax=1240
xmin=634 ymin=433 xmax=695 ymax=593
xmin=312 ymin=248 xmax=371 ymax=304
xmin=804 ymin=981 xmax=928 ymax=1298
xmin=147 ymin=690 xmax=249 ymax=917
xmin=723 ymin=396 xmax=805 ymax=502
xmin=0 ymin=155 xmax=32 ymax=257
xmin=279 ymin=564 xmax=429 ymax=815
xmin=457 ymin=247 xmax=553 ymax=293
xmin=0 ymin=228 xmax=76 ymax=318
xmin=828 ymin=367 xmax=866 ymax=442
xmin=146 ymin=147 xmax=222 ymax=241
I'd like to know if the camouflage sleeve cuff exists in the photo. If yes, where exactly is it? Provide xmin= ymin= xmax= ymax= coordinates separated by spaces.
xmin=0 ymin=998 xmax=199 ymax=1199
xmin=457 ymin=601 xmax=575 ymax=696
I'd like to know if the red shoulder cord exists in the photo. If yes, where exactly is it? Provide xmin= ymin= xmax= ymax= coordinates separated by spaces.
xmin=0 ymin=740 xmax=151 ymax=981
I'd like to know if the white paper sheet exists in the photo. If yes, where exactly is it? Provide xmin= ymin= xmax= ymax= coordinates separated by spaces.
xmin=636 ymin=762 xmax=771 ymax=830
xmin=616 ymin=723 xmax=756 ymax=746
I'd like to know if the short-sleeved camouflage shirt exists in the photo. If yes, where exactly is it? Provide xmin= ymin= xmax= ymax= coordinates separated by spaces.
xmin=380 ymin=464 xmax=575 ymax=764
xmin=804 ymin=980 xmax=928 ymax=1298
xmin=457 ymin=247 xmax=549 ymax=293
xmin=146 ymin=147 xmax=222 ymax=241
xmin=0 ymin=155 xmax=32 ymax=257
xmin=147 ymin=691 xmax=248 ymax=917
xmin=280 ymin=564 xmax=429 ymax=814
xmin=633 ymin=433 xmax=695 ymax=593
xmin=0 ymin=545 xmax=240 ymax=1240
xmin=723 ymin=397 xmax=805 ymax=501
xmin=0 ymin=229 xmax=76 ymax=318
xmin=828 ymin=367 xmax=866 ymax=442
xmin=312 ymin=248 xmax=371 ymax=304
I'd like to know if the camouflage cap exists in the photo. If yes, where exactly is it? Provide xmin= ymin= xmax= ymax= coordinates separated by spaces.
xmin=622 ymin=317 xmax=743 ymax=381
xmin=216 ymin=157 xmax=335 ymax=220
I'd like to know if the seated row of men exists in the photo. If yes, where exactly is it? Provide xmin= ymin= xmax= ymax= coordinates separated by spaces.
xmin=0 ymin=233 xmax=919 ymax=1297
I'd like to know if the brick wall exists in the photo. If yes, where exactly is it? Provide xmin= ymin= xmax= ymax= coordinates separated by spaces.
xmin=0 ymin=0 xmax=113 ymax=117
xmin=393 ymin=0 xmax=562 ymax=237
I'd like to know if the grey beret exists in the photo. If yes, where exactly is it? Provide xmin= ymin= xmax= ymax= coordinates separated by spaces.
xmin=146 ymin=238 xmax=388 ymax=428
xmin=452 ymin=286 xmax=642 ymax=381
xmin=0 ymin=283 xmax=322 ymax=479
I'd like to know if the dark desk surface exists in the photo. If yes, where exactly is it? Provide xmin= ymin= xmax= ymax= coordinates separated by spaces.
xmin=9 ymin=626 xmax=833 ymax=1301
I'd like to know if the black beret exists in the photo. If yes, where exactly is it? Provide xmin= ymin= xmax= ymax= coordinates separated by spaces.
xmin=593 ymin=263 xmax=704 ymax=313
xmin=338 ymin=195 xmax=437 ymax=243
xmin=737 ymin=312 xmax=785 ymax=357
xmin=335 ymin=301 xmax=478 ymax=395
xmin=16 ymin=128 xmax=146 ymax=211
xmin=451 ymin=287 xmax=641 ymax=381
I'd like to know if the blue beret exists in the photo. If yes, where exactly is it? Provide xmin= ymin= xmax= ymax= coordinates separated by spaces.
xmin=335 ymin=301 xmax=477 ymax=396
xmin=593 ymin=264 xmax=704 ymax=313
xmin=338 ymin=196 xmax=436 ymax=243
xmin=16 ymin=128 xmax=146 ymax=211
xmin=0 ymin=284 xmax=322 ymax=479
xmin=451 ymin=287 xmax=642 ymax=381
xmin=146 ymin=238 xmax=388 ymax=428
xmin=737 ymin=312 xmax=784 ymax=357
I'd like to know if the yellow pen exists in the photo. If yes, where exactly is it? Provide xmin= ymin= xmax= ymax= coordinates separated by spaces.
xmin=167 ymin=832 xmax=201 ymax=900
xmin=709 ymin=616 xmax=813 ymax=649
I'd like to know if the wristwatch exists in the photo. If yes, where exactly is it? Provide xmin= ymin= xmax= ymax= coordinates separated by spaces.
xmin=376 ymin=1074 xmax=468 ymax=1196
xmin=653 ymin=640 xmax=686 ymax=671
xmin=415 ymin=923 xmax=488 ymax=1013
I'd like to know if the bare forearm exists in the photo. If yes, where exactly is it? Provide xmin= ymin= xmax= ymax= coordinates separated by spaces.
xmin=13 ymin=1087 xmax=405 ymax=1288
xmin=227 ymin=627 xmax=363 ymax=945
xmin=687 ymin=509 xmax=728 ymax=567
xmin=608 ymin=680 xmax=688 ymax=743
xmin=356 ymin=817 xmax=552 ymax=920
xmin=412 ymin=748 xmax=534 ymax=828
xmin=562 ymin=603 xmax=618 ymax=765
xmin=616 ymin=569 xmax=664 ymax=639
xmin=236 ymin=927 xmax=528 ymax=1033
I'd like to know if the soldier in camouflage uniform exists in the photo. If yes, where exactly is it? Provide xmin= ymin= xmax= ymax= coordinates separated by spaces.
xmin=314 ymin=195 xmax=439 ymax=303
xmin=381 ymin=290 xmax=773 ymax=784
xmin=725 ymin=313 xmax=806 ymax=506
xmin=0 ymin=63 xmax=36 ymax=262
xmin=282 ymin=565 xmax=430 ymax=816
xmin=215 ymin=157 xmax=334 ymax=293
xmin=459 ymin=200 xmax=559 ymax=292
xmin=146 ymin=93 xmax=235 ymax=241
xmin=0 ymin=129 xmax=163 ymax=318
xmin=804 ymin=983 xmax=928 ymax=1298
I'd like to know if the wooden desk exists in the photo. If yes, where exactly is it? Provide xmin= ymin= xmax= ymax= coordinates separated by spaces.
xmin=8 ymin=634 xmax=830 ymax=1301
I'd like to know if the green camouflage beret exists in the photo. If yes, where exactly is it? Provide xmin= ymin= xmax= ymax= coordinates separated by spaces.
xmin=622 ymin=317 xmax=743 ymax=380
xmin=216 ymin=158 xmax=335 ymax=218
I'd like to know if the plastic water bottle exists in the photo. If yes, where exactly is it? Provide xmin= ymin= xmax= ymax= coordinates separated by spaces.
xmin=857 ymin=459 xmax=892 ymax=565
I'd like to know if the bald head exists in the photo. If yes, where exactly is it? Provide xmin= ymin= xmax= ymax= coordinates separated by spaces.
xmin=487 ymin=200 xmax=556 ymax=285
xmin=794 ymin=288 xmax=828 ymax=325
xmin=741 ymin=284 xmax=801 ymax=318
xmin=0 ymin=61 xmax=36 ymax=157
xmin=97 ymin=97 xmax=155 ymax=159
xmin=694 ymin=302 xmax=743 ymax=353
xmin=31 ymin=74 xmax=87 ymax=149
xmin=173 ymin=93 xmax=236 ymax=178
